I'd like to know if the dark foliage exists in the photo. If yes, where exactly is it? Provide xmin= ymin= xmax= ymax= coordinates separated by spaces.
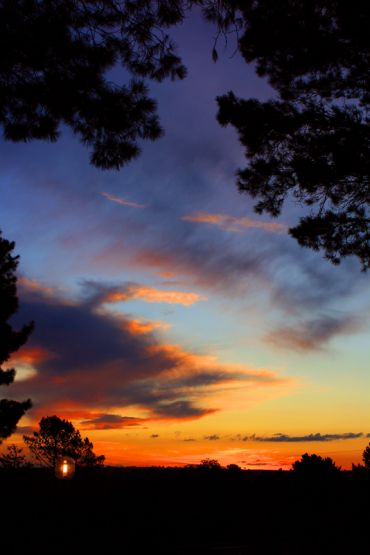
xmin=0 ymin=443 xmax=29 ymax=468
xmin=0 ymin=231 xmax=33 ymax=441
xmin=215 ymin=1 xmax=370 ymax=269
xmin=362 ymin=442 xmax=370 ymax=469
xmin=1 ymin=466 xmax=370 ymax=554
xmin=199 ymin=457 xmax=222 ymax=469
xmin=0 ymin=0 xmax=189 ymax=169
xmin=293 ymin=452 xmax=341 ymax=475
xmin=226 ymin=463 xmax=242 ymax=472
xmin=24 ymin=415 xmax=105 ymax=467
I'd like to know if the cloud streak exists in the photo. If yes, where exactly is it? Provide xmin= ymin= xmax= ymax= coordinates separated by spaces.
xmin=83 ymin=280 xmax=205 ymax=307
xmin=245 ymin=432 xmax=364 ymax=443
xmin=80 ymin=413 xmax=145 ymax=430
xmin=101 ymin=191 xmax=146 ymax=209
xmin=265 ymin=314 xmax=363 ymax=351
xmin=182 ymin=211 xmax=287 ymax=233
xmin=126 ymin=319 xmax=171 ymax=334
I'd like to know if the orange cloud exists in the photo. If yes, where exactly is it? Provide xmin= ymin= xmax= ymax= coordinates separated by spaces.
xmin=160 ymin=271 xmax=175 ymax=279
xmin=18 ymin=276 xmax=56 ymax=298
xmin=149 ymin=344 xmax=285 ymax=382
xmin=101 ymin=191 xmax=146 ymax=209
xmin=22 ymin=405 xmax=146 ymax=431
xmin=130 ymin=245 xmax=266 ymax=295
xmin=143 ymin=343 xmax=291 ymax=417
xmin=18 ymin=276 xmax=76 ymax=306
xmin=80 ymin=413 xmax=146 ymax=430
xmin=9 ymin=346 xmax=56 ymax=369
xmin=126 ymin=319 xmax=171 ymax=334
xmin=104 ymin=285 xmax=205 ymax=306
xmin=182 ymin=211 xmax=287 ymax=233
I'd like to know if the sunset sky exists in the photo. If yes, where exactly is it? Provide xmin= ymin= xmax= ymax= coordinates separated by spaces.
xmin=1 ymin=11 xmax=369 ymax=469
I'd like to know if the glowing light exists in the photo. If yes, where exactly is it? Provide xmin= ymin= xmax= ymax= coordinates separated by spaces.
xmin=55 ymin=456 xmax=75 ymax=479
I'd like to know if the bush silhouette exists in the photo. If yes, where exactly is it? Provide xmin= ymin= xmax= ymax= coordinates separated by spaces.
xmin=293 ymin=453 xmax=341 ymax=475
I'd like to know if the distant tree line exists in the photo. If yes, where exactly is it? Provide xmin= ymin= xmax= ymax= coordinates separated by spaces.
xmin=3 ymin=440 xmax=370 ymax=474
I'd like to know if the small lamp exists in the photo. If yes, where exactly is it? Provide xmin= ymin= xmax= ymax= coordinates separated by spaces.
xmin=55 ymin=456 xmax=75 ymax=479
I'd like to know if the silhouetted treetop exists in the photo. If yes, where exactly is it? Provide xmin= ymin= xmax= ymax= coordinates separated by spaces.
xmin=215 ymin=0 xmax=370 ymax=269
xmin=362 ymin=442 xmax=370 ymax=469
xmin=226 ymin=463 xmax=242 ymax=472
xmin=24 ymin=415 xmax=105 ymax=467
xmin=0 ymin=443 xmax=29 ymax=469
xmin=199 ymin=458 xmax=222 ymax=470
xmin=293 ymin=452 xmax=341 ymax=474
xmin=0 ymin=0 xmax=189 ymax=169
xmin=0 ymin=231 xmax=33 ymax=441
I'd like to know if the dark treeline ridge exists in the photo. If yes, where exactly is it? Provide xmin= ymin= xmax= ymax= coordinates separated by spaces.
xmin=2 ymin=465 xmax=370 ymax=555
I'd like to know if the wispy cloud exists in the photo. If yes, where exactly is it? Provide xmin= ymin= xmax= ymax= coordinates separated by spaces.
xmin=9 ymin=346 xmax=54 ymax=366
xmin=244 ymin=432 xmax=364 ymax=443
xmin=265 ymin=314 xmax=364 ymax=351
xmin=81 ymin=413 xmax=145 ymax=430
xmin=101 ymin=191 xmax=146 ymax=209
xmin=182 ymin=211 xmax=287 ymax=233
xmin=84 ymin=280 xmax=205 ymax=307
xmin=121 ymin=285 xmax=205 ymax=306
xmin=126 ymin=319 xmax=171 ymax=334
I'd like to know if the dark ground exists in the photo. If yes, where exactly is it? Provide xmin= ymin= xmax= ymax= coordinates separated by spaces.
xmin=2 ymin=466 xmax=370 ymax=554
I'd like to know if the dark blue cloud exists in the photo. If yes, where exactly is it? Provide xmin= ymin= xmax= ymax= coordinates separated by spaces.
xmin=10 ymin=283 xmax=260 ymax=420
xmin=15 ymin=288 xmax=169 ymax=377
xmin=244 ymin=433 xmax=364 ymax=443
xmin=81 ymin=414 xmax=144 ymax=430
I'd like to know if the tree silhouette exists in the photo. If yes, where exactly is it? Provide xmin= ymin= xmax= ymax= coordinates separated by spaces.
xmin=226 ymin=463 xmax=242 ymax=472
xmin=0 ymin=0 xmax=188 ymax=169
xmin=24 ymin=415 xmax=105 ymax=467
xmin=362 ymin=442 xmax=370 ymax=469
xmin=214 ymin=1 xmax=370 ymax=269
xmin=293 ymin=453 xmax=340 ymax=474
xmin=199 ymin=458 xmax=222 ymax=470
xmin=0 ymin=231 xmax=33 ymax=442
xmin=0 ymin=443 xmax=29 ymax=469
